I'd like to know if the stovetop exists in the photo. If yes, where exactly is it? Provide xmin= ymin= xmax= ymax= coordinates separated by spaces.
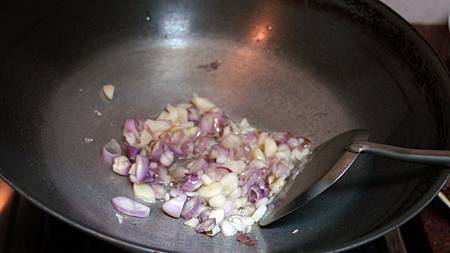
xmin=0 ymin=22 xmax=448 ymax=253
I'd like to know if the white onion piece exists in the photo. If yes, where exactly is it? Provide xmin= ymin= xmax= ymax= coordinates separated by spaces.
xmin=162 ymin=193 xmax=187 ymax=218
xmin=112 ymin=156 xmax=130 ymax=175
xmin=221 ymin=220 xmax=238 ymax=236
xmin=181 ymin=196 xmax=201 ymax=219
xmin=160 ymin=150 xmax=174 ymax=167
xmin=102 ymin=139 xmax=121 ymax=164
xmin=111 ymin=196 xmax=150 ymax=218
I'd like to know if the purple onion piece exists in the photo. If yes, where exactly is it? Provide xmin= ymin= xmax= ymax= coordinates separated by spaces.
xmin=187 ymin=107 xmax=199 ymax=122
xmin=170 ymin=130 xmax=184 ymax=143
xmin=287 ymin=137 xmax=299 ymax=149
xmin=223 ymin=199 xmax=236 ymax=217
xmin=248 ymin=185 xmax=263 ymax=203
xmin=193 ymin=205 xmax=208 ymax=218
xmin=194 ymin=136 xmax=208 ymax=154
xmin=168 ymin=144 xmax=184 ymax=158
xmin=123 ymin=118 xmax=139 ymax=137
xmin=112 ymin=156 xmax=131 ymax=175
xmin=195 ymin=218 xmax=215 ymax=233
xmin=152 ymin=183 xmax=167 ymax=200
xmin=187 ymin=158 xmax=208 ymax=172
xmin=248 ymin=183 xmax=270 ymax=203
xmin=199 ymin=112 xmax=214 ymax=135
xmin=102 ymin=139 xmax=122 ymax=164
xmin=180 ymin=174 xmax=200 ymax=192
xmin=208 ymin=144 xmax=229 ymax=162
xmin=126 ymin=145 xmax=141 ymax=160
xmin=111 ymin=196 xmax=150 ymax=218
xmin=274 ymin=162 xmax=290 ymax=179
xmin=181 ymin=140 xmax=194 ymax=157
xmin=162 ymin=193 xmax=187 ymax=218
xmin=135 ymin=155 xmax=150 ymax=183
xmin=198 ymin=209 xmax=211 ymax=222
xmin=271 ymin=132 xmax=289 ymax=145
xmin=135 ymin=117 xmax=145 ymax=132
xmin=181 ymin=196 xmax=201 ymax=219
xmin=242 ymin=170 xmax=259 ymax=195
xmin=169 ymin=188 xmax=183 ymax=198
xmin=150 ymin=146 xmax=163 ymax=161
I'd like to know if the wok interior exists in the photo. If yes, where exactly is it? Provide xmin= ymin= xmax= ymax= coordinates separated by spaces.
xmin=0 ymin=0 xmax=448 ymax=252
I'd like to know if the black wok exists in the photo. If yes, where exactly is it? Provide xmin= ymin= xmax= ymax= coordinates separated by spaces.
xmin=0 ymin=0 xmax=448 ymax=252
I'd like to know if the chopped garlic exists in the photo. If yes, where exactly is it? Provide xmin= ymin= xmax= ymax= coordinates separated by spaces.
xmin=220 ymin=173 xmax=238 ymax=195
xmin=84 ymin=138 xmax=94 ymax=144
xmin=201 ymin=174 xmax=213 ymax=186
xmin=176 ymin=107 xmax=188 ymax=123
xmin=133 ymin=184 xmax=155 ymax=203
xmin=264 ymin=137 xmax=277 ymax=158
xmin=252 ymin=147 xmax=265 ymax=161
xmin=103 ymin=84 xmax=115 ymax=100
xmin=139 ymin=129 xmax=153 ymax=146
xmin=94 ymin=110 xmax=102 ymax=116
xmin=145 ymin=120 xmax=171 ymax=137
xmin=209 ymin=195 xmax=226 ymax=208
xmin=197 ymin=182 xmax=223 ymax=199
xmin=192 ymin=95 xmax=216 ymax=112
xmin=258 ymin=132 xmax=268 ymax=146
xmin=209 ymin=208 xmax=225 ymax=224
xmin=228 ymin=188 xmax=242 ymax=199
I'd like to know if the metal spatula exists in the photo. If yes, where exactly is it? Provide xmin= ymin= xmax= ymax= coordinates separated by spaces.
xmin=259 ymin=129 xmax=450 ymax=226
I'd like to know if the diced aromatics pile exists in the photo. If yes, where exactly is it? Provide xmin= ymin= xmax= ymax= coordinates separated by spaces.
xmin=103 ymin=95 xmax=311 ymax=237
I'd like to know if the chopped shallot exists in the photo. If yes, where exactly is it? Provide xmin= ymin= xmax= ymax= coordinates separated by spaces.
xmin=103 ymin=95 xmax=311 ymax=241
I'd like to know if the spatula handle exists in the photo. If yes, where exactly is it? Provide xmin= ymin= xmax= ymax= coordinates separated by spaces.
xmin=348 ymin=141 xmax=450 ymax=166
